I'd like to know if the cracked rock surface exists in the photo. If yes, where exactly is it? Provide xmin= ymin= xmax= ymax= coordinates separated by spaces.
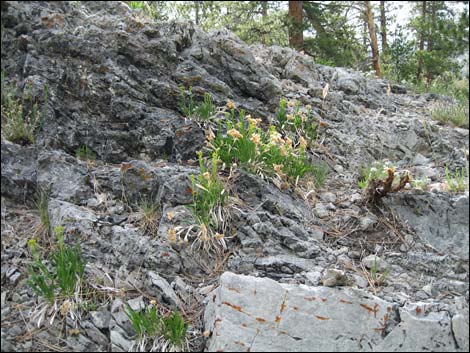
xmin=1 ymin=1 xmax=468 ymax=352
xmin=205 ymin=272 xmax=467 ymax=352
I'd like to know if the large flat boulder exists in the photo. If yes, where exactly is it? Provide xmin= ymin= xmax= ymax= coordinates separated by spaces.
xmin=204 ymin=272 xmax=467 ymax=352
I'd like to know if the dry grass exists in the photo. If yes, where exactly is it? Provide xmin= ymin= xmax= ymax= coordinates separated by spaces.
xmin=136 ymin=197 xmax=161 ymax=237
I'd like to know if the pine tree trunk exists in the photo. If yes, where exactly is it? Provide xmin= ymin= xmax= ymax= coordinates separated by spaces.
xmin=417 ymin=1 xmax=427 ymax=81
xmin=194 ymin=1 xmax=200 ymax=25
xmin=288 ymin=1 xmax=303 ymax=51
xmin=262 ymin=1 xmax=268 ymax=17
xmin=380 ymin=1 xmax=387 ymax=52
xmin=425 ymin=2 xmax=437 ymax=83
xmin=364 ymin=1 xmax=381 ymax=78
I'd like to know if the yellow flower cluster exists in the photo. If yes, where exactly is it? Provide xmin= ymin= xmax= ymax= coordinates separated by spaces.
xmin=247 ymin=115 xmax=262 ymax=127
xmin=299 ymin=136 xmax=308 ymax=149
xmin=269 ymin=130 xmax=285 ymax=145
xmin=285 ymin=136 xmax=293 ymax=148
xmin=273 ymin=164 xmax=286 ymax=178
xmin=206 ymin=128 xmax=215 ymax=141
xmin=167 ymin=228 xmax=177 ymax=243
xmin=250 ymin=133 xmax=261 ymax=145
xmin=227 ymin=129 xmax=243 ymax=140
xmin=226 ymin=100 xmax=235 ymax=109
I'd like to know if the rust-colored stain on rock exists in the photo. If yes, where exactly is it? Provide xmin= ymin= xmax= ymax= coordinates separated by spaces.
xmin=304 ymin=296 xmax=316 ymax=301
xmin=340 ymin=299 xmax=353 ymax=304
xmin=222 ymin=301 xmax=245 ymax=313
xmin=360 ymin=303 xmax=379 ymax=318
xmin=315 ymin=315 xmax=330 ymax=320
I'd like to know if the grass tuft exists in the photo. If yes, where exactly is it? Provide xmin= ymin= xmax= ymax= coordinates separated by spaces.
xmin=125 ymin=303 xmax=188 ymax=352
xmin=431 ymin=101 xmax=469 ymax=129
xmin=27 ymin=226 xmax=86 ymax=303
xmin=75 ymin=145 xmax=96 ymax=161
xmin=179 ymin=86 xmax=216 ymax=121
xmin=136 ymin=196 xmax=160 ymax=236
xmin=445 ymin=165 xmax=469 ymax=192
xmin=160 ymin=311 xmax=188 ymax=348
xmin=35 ymin=189 xmax=51 ymax=243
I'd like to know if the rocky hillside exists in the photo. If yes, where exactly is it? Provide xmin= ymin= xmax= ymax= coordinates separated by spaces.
xmin=1 ymin=1 xmax=469 ymax=352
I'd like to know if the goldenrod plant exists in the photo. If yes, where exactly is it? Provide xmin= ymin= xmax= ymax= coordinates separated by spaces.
xmin=185 ymin=151 xmax=228 ymax=253
xmin=208 ymin=109 xmax=313 ymax=187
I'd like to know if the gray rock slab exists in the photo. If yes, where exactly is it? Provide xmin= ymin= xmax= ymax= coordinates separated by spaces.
xmin=452 ymin=310 xmax=469 ymax=352
xmin=1 ymin=140 xmax=37 ymax=203
xmin=90 ymin=311 xmax=111 ymax=330
xmin=374 ymin=306 xmax=456 ymax=352
xmin=204 ymin=272 xmax=466 ymax=352
xmin=148 ymin=271 xmax=180 ymax=307
xmin=37 ymin=150 xmax=93 ymax=204
xmin=385 ymin=193 xmax=469 ymax=259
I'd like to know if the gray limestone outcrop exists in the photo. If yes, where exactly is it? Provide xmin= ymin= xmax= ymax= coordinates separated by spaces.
xmin=204 ymin=272 xmax=468 ymax=352
xmin=1 ymin=1 xmax=468 ymax=352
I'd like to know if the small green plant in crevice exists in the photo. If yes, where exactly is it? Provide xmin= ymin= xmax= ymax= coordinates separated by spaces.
xmin=277 ymin=97 xmax=288 ymax=128
xmin=179 ymin=86 xmax=216 ymax=121
xmin=160 ymin=310 xmax=188 ymax=349
xmin=369 ymin=257 xmax=390 ymax=288
xmin=52 ymin=226 xmax=86 ymax=297
xmin=75 ymin=145 xmax=96 ymax=161
xmin=411 ymin=177 xmax=430 ymax=190
xmin=178 ymin=85 xmax=196 ymax=119
xmin=27 ymin=238 xmax=55 ymax=303
xmin=128 ymin=1 xmax=158 ymax=18
xmin=194 ymin=92 xmax=216 ymax=121
xmin=126 ymin=303 xmax=160 ymax=339
xmin=129 ymin=1 xmax=146 ymax=10
xmin=1 ymin=71 xmax=48 ymax=145
xmin=27 ymin=226 xmax=86 ymax=302
xmin=312 ymin=163 xmax=329 ymax=189
xmin=358 ymin=162 xmax=389 ymax=190
xmin=445 ymin=165 xmax=469 ymax=192
xmin=125 ymin=303 xmax=188 ymax=352
xmin=275 ymin=98 xmax=319 ymax=149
